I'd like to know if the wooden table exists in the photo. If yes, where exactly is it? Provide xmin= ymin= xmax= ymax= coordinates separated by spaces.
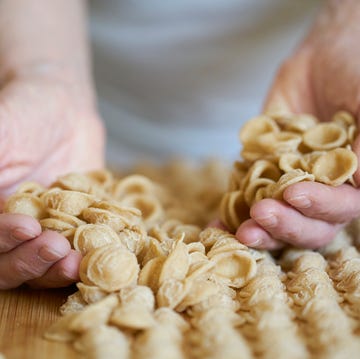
xmin=0 ymin=287 xmax=79 ymax=359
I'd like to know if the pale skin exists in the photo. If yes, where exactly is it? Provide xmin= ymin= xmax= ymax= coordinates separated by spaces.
xmin=0 ymin=0 xmax=359 ymax=288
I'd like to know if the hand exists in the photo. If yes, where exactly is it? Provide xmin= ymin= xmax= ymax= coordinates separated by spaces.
xmin=236 ymin=2 xmax=360 ymax=250
xmin=0 ymin=66 xmax=104 ymax=288
xmin=0 ymin=213 xmax=82 ymax=289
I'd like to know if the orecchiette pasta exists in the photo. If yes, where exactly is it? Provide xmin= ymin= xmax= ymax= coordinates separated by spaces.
xmin=4 ymin=111 xmax=360 ymax=359
xmin=220 ymin=110 xmax=358 ymax=231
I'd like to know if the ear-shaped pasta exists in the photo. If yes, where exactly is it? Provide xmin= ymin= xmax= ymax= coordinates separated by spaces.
xmin=113 ymin=174 xmax=155 ymax=199
xmin=87 ymin=169 xmax=114 ymax=189
xmin=4 ymin=193 xmax=47 ymax=219
xmin=228 ymin=161 xmax=250 ymax=191
xmin=279 ymin=153 xmax=303 ymax=173
xmin=258 ymin=131 xmax=302 ymax=155
xmin=42 ymin=189 xmax=95 ymax=216
xmin=210 ymin=250 xmax=256 ymax=288
xmin=242 ymin=160 xmax=282 ymax=190
xmin=332 ymin=110 xmax=355 ymax=128
xmin=76 ymin=283 xmax=107 ymax=304
xmin=79 ymin=244 xmax=139 ymax=292
xmin=159 ymin=240 xmax=190 ymax=284
xmin=244 ymin=178 xmax=275 ymax=207
xmin=156 ymin=278 xmax=188 ymax=309
xmin=312 ymin=148 xmax=358 ymax=186
xmin=73 ymin=224 xmax=121 ymax=255
xmin=273 ymin=113 xmax=318 ymax=133
xmin=220 ymin=191 xmax=250 ymax=232
xmin=53 ymin=173 xmax=94 ymax=193
xmin=299 ymin=151 xmax=325 ymax=173
xmin=39 ymin=218 xmax=74 ymax=232
xmin=269 ymin=169 xmax=315 ymax=200
xmin=90 ymin=201 xmax=142 ymax=226
xmin=15 ymin=181 xmax=46 ymax=196
xmin=239 ymin=115 xmax=279 ymax=148
xmin=47 ymin=208 xmax=86 ymax=227
xmin=303 ymin=123 xmax=347 ymax=151
xmin=120 ymin=193 xmax=164 ymax=228
xmin=138 ymin=256 xmax=166 ymax=292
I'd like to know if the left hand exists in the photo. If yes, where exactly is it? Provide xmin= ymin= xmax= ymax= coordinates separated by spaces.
xmin=236 ymin=1 xmax=360 ymax=250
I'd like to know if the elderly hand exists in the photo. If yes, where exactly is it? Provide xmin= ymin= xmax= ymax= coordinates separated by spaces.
xmin=0 ymin=67 xmax=104 ymax=289
xmin=236 ymin=1 xmax=360 ymax=250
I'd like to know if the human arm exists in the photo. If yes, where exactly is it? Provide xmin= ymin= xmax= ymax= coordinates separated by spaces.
xmin=0 ymin=0 xmax=104 ymax=288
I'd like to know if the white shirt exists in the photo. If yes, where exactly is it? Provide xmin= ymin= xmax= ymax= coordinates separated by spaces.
xmin=89 ymin=0 xmax=324 ymax=166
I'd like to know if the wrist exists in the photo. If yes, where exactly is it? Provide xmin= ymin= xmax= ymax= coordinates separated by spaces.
xmin=0 ymin=60 xmax=97 ymax=109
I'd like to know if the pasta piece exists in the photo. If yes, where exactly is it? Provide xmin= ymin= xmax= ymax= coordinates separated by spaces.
xmin=159 ymin=240 xmax=190 ymax=285
xmin=68 ymin=294 xmax=118 ymax=333
xmin=73 ymin=224 xmax=121 ymax=255
xmin=209 ymin=250 xmax=256 ymax=288
xmin=79 ymin=244 xmax=139 ymax=292
xmin=311 ymin=148 xmax=357 ymax=186
xmin=189 ymin=308 xmax=251 ymax=359
xmin=138 ymin=256 xmax=166 ymax=292
xmin=157 ymin=279 xmax=189 ymax=309
xmin=3 ymin=193 xmax=47 ymax=219
xmin=239 ymin=115 xmax=279 ymax=149
xmin=269 ymin=169 xmax=315 ymax=200
xmin=76 ymin=283 xmax=108 ymax=304
xmin=258 ymin=131 xmax=302 ymax=155
xmin=113 ymin=175 xmax=156 ymax=199
xmin=219 ymin=191 xmax=250 ymax=232
xmin=73 ymin=325 xmax=130 ymax=359
xmin=278 ymin=153 xmax=303 ymax=173
xmin=42 ymin=189 xmax=95 ymax=216
xmin=302 ymin=123 xmax=347 ymax=151
xmin=39 ymin=218 xmax=74 ymax=232
xmin=120 ymin=193 xmax=164 ymax=228
xmin=47 ymin=208 xmax=86 ymax=227
xmin=244 ymin=178 xmax=275 ymax=207
xmin=273 ymin=113 xmax=318 ymax=133
xmin=43 ymin=313 xmax=79 ymax=342
xmin=59 ymin=291 xmax=87 ymax=315
xmin=15 ymin=181 xmax=46 ymax=196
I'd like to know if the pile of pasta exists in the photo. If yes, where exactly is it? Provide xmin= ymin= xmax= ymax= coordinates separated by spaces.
xmin=220 ymin=111 xmax=358 ymax=231
xmin=4 ymin=111 xmax=360 ymax=358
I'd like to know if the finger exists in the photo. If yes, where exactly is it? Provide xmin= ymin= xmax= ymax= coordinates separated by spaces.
xmin=26 ymin=250 xmax=81 ymax=288
xmin=284 ymin=181 xmax=360 ymax=223
xmin=235 ymin=218 xmax=284 ymax=250
xmin=0 ymin=230 xmax=71 ymax=289
xmin=0 ymin=213 xmax=41 ymax=253
xmin=250 ymin=199 xmax=341 ymax=249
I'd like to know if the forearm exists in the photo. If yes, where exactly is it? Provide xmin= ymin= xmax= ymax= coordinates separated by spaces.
xmin=304 ymin=0 xmax=360 ymax=44
xmin=0 ymin=0 xmax=94 ymax=101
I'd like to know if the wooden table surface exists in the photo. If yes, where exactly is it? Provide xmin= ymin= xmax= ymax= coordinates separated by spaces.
xmin=0 ymin=286 xmax=80 ymax=359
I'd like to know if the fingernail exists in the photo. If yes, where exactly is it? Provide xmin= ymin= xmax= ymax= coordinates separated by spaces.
xmin=12 ymin=228 xmax=38 ymax=241
xmin=254 ymin=214 xmax=277 ymax=228
xmin=38 ymin=246 xmax=67 ymax=263
xmin=246 ymin=238 xmax=262 ymax=247
xmin=287 ymin=195 xmax=311 ymax=209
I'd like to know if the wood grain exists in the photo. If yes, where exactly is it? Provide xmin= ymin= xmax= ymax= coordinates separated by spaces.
xmin=0 ymin=286 xmax=79 ymax=359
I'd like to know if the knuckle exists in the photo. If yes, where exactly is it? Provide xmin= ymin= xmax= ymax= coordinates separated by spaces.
xmin=10 ymin=257 xmax=42 ymax=280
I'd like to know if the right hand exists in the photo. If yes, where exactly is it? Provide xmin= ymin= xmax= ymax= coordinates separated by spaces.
xmin=0 ymin=66 xmax=105 ymax=288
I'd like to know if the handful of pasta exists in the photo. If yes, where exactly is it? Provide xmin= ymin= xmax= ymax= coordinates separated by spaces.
xmin=220 ymin=111 xmax=358 ymax=232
